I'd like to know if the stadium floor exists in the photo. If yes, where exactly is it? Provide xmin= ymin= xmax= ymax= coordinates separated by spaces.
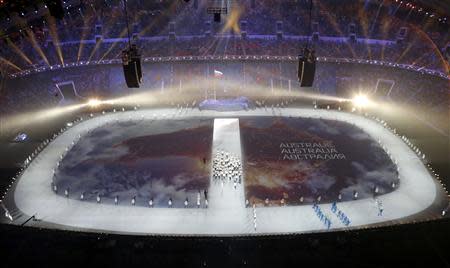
xmin=3 ymin=107 xmax=447 ymax=235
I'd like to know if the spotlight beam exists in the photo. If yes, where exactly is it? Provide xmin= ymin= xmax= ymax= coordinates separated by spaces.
xmin=315 ymin=1 xmax=356 ymax=58
xmin=138 ymin=1 xmax=179 ymax=36
xmin=380 ymin=19 xmax=392 ymax=61
xmin=77 ymin=14 xmax=95 ymax=62
xmin=6 ymin=38 xmax=33 ymax=65
xmin=87 ymin=39 xmax=103 ymax=62
xmin=46 ymin=15 xmax=65 ymax=66
xmin=1 ymin=104 xmax=85 ymax=132
xmin=99 ymin=28 xmax=129 ymax=61
xmin=0 ymin=56 xmax=22 ymax=71
xmin=94 ymin=76 xmax=347 ymax=108
xmin=24 ymin=29 xmax=50 ymax=66
xmin=357 ymin=8 xmax=372 ymax=60
xmin=221 ymin=5 xmax=242 ymax=34
xmin=403 ymin=23 xmax=449 ymax=74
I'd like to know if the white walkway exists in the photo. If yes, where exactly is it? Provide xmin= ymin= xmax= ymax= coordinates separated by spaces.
xmin=9 ymin=108 xmax=440 ymax=235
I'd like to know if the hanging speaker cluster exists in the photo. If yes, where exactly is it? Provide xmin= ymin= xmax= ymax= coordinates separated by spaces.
xmin=298 ymin=48 xmax=316 ymax=87
xmin=122 ymin=45 xmax=142 ymax=88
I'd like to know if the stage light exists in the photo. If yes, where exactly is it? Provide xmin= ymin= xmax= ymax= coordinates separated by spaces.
xmin=352 ymin=94 xmax=369 ymax=108
xmin=87 ymin=98 xmax=101 ymax=107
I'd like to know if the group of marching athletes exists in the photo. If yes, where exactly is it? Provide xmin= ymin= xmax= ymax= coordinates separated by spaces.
xmin=212 ymin=149 xmax=243 ymax=190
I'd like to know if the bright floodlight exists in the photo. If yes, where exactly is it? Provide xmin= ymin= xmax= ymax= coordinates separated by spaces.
xmin=87 ymin=98 xmax=101 ymax=107
xmin=353 ymin=94 xmax=369 ymax=108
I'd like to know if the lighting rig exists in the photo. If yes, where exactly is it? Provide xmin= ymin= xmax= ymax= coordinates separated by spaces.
xmin=207 ymin=0 xmax=231 ymax=23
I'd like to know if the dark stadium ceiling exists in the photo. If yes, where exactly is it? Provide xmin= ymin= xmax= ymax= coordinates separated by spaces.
xmin=0 ymin=0 xmax=449 ymax=15
xmin=0 ymin=0 xmax=448 ymax=34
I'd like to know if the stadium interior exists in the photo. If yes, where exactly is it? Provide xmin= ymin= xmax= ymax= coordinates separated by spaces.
xmin=0 ymin=0 xmax=449 ymax=266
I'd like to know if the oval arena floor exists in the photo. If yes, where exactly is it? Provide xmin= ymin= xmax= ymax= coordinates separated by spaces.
xmin=5 ymin=107 xmax=446 ymax=236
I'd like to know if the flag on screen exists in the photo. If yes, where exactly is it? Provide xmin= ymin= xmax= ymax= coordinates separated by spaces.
xmin=214 ymin=70 xmax=223 ymax=78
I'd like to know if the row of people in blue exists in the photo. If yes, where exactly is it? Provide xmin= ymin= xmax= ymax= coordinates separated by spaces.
xmin=312 ymin=203 xmax=332 ymax=229
xmin=331 ymin=202 xmax=351 ymax=226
